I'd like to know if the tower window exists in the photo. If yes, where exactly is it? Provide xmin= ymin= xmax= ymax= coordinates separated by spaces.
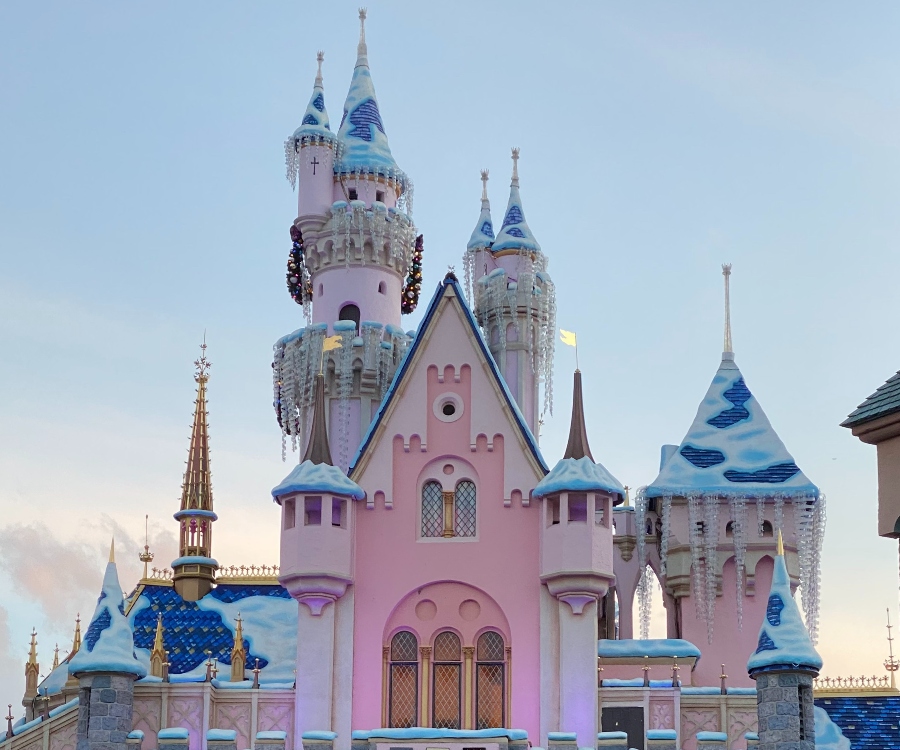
xmin=378 ymin=281 xmax=387 ymax=295
xmin=332 ymin=498 xmax=346 ymax=528
xmin=442 ymin=402 xmax=456 ymax=417
xmin=304 ymin=497 xmax=322 ymax=526
xmin=420 ymin=480 xmax=476 ymax=538
xmin=283 ymin=500 xmax=295 ymax=530
xmin=568 ymin=493 xmax=588 ymax=523
xmin=348 ymin=188 xmax=358 ymax=200
xmin=376 ymin=190 xmax=385 ymax=202
xmin=339 ymin=303 xmax=361 ymax=332
xmin=318 ymin=283 xmax=324 ymax=297
xmin=547 ymin=497 xmax=560 ymax=526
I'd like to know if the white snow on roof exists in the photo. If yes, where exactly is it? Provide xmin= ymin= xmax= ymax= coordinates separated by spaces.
xmin=272 ymin=459 xmax=365 ymax=500
xmin=534 ymin=456 xmax=624 ymax=499
xmin=491 ymin=184 xmax=541 ymax=254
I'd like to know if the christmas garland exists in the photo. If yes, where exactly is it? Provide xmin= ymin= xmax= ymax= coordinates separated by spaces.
xmin=401 ymin=234 xmax=424 ymax=315
xmin=286 ymin=225 xmax=313 ymax=305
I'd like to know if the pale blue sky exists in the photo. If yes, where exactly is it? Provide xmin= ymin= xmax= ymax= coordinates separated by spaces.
xmin=1 ymin=1 xmax=899 ymax=704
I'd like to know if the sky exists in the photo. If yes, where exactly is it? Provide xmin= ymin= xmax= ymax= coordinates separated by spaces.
xmin=1 ymin=0 xmax=899 ymax=707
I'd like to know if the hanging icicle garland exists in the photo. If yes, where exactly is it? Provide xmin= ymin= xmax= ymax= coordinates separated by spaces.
xmin=287 ymin=225 xmax=313 ymax=306
xmin=659 ymin=495 xmax=672 ymax=576
xmin=401 ymin=234 xmax=424 ymax=314
xmin=638 ymin=564 xmax=654 ymax=640
xmin=729 ymin=494 xmax=748 ymax=630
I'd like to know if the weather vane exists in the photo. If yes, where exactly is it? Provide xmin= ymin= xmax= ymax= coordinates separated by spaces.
xmin=194 ymin=334 xmax=211 ymax=382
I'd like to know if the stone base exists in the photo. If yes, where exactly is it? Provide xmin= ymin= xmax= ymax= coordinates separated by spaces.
xmin=257 ymin=731 xmax=288 ymax=750
xmin=754 ymin=671 xmax=816 ymax=750
xmin=547 ymin=733 xmax=577 ymax=750
xmin=77 ymin=673 xmax=136 ymax=750
xmin=301 ymin=732 xmax=336 ymax=750
xmin=596 ymin=731 xmax=628 ymax=750
xmin=158 ymin=726 xmax=190 ymax=750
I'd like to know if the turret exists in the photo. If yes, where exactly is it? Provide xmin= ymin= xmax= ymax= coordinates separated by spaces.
xmin=466 ymin=150 xmax=555 ymax=432
xmin=149 ymin=616 xmax=166 ymax=679
xmin=747 ymin=532 xmax=821 ymax=749
xmin=274 ymin=10 xmax=421 ymax=470
xmin=533 ymin=370 xmax=622 ymax=746
xmin=23 ymin=630 xmax=38 ymax=702
xmin=273 ymin=371 xmax=364 ymax=733
xmin=172 ymin=342 xmax=218 ymax=602
xmin=634 ymin=266 xmax=824 ymax=687
xmin=230 ymin=615 xmax=247 ymax=682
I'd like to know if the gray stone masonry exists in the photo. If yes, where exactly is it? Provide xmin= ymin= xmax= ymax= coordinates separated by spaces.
xmin=301 ymin=740 xmax=334 ymax=750
xmin=508 ymin=740 xmax=528 ymax=750
xmin=157 ymin=739 xmax=189 ymax=750
xmin=697 ymin=741 xmax=727 ymax=750
xmin=596 ymin=737 xmax=628 ymax=750
xmin=548 ymin=739 xmax=577 ymax=750
xmin=208 ymin=740 xmax=237 ymax=750
xmin=257 ymin=735 xmax=287 ymax=750
xmin=76 ymin=674 xmax=136 ymax=750
xmin=755 ymin=671 xmax=815 ymax=750
xmin=646 ymin=741 xmax=676 ymax=750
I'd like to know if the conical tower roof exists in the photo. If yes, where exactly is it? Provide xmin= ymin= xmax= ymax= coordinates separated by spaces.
xmin=747 ymin=533 xmax=822 ymax=675
xmin=69 ymin=545 xmax=146 ymax=678
xmin=181 ymin=350 xmax=213 ymax=512
xmin=291 ymin=51 xmax=333 ymax=141
xmin=467 ymin=170 xmax=495 ymax=250
xmin=335 ymin=10 xmax=405 ymax=182
xmin=533 ymin=370 xmax=624 ymax=500
xmin=491 ymin=149 xmax=541 ymax=254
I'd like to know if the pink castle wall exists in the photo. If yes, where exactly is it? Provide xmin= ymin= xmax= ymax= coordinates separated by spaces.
xmin=350 ymin=291 xmax=545 ymax=734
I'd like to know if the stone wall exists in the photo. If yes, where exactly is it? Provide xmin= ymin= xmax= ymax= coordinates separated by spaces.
xmin=77 ymin=675 xmax=135 ymax=750
xmin=754 ymin=672 xmax=815 ymax=750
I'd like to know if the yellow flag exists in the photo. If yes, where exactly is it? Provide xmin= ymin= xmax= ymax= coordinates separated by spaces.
xmin=322 ymin=335 xmax=343 ymax=352
xmin=559 ymin=329 xmax=577 ymax=347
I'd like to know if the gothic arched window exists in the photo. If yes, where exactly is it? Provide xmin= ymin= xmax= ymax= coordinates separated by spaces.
xmin=421 ymin=481 xmax=444 ymax=538
xmin=454 ymin=480 xmax=476 ymax=537
xmin=475 ymin=631 xmax=505 ymax=728
xmin=432 ymin=632 xmax=462 ymax=729
xmin=389 ymin=631 xmax=419 ymax=728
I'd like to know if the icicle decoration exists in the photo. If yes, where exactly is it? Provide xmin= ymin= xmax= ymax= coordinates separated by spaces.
xmin=687 ymin=493 xmax=706 ymax=624
xmin=638 ymin=565 xmax=654 ymax=640
xmin=729 ymin=494 xmax=748 ymax=630
xmin=807 ymin=493 xmax=826 ymax=644
xmin=336 ymin=331 xmax=355 ymax=472
xmin=756 ymin=495 xmax=766 ymax=536
xmin=634 ymin=489 xmax=651 ymax=639
xmin=792 ymin=493 xmax=823 ymax=644
xmin=702 ymin=494 xmax=720 ymax=644
xmin=774 ymin=493 xmax=785 ymax=535
xmin=659 ymin=495 xmax=672 ymax=576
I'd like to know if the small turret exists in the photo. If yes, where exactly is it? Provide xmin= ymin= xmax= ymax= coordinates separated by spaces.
xmin=24 ymin=630 xmax=38 ymax=701
xmin=64 ymin=614 xmax=82 ymax=689
xmin=172 ymin=341 xmax=218 ymax=602
xmin=149 ymin=616 xmax=166 ymax=679
xmin=230 ymin=614 xmax=247 ymax=682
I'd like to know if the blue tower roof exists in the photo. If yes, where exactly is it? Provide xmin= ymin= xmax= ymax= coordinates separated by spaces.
xmin=645 ymin=352 xmax=818 ymax=498
xmin=335 ymin=10 xmax=405 ymax=184
xmin=291 ymin=52 xmax=333 ymax=141
xmin=491 ymin=149 xmax=541 ymax=254
xmin=467 ymin=170 xmax=495 ymax=250
xmin=747 ymin=536 xmax=822 ymax=675
xmin=69 ymin=546 xmax=146 ymax=678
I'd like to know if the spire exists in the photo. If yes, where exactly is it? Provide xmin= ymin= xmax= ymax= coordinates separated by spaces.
xmin=357 ymin=8 xmax=368 ymax=65
xmin=149 ymin=616 xmax=166 ymax=678
xmin=467 ymin=169 xmax=495 ymax=250
xmin=291 ymin=51 xmax=332 ymax=141
xmin=139 ymin=515 xmax=154 ymax=580
xmin=492 ymin=148 xmax=541 ymax=254
xmin=27 ymin=630 xmax=37 ymax=666
xmin=182 ymin=342 xmax=213 ymax=513
xmin=303 ymin=373 xmax=333 ymax=465
xmin=108 ymin=538 xmax=115 ymax=563
xmin=24 ymin=630 xmax=38 ymax=698
xmin=52 ymin=644 xmax=59 ymax=671
xmin=70 ymin=614 xmax=82 ymax=657
xmin=722 ymin=263 xmax=733 ymax=356
xmin=230 ymin=614 xmax=247 ymax=682
xmin=563 ymin=370 xmax=594 ymax=461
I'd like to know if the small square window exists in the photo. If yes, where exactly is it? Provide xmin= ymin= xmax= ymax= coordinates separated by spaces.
xmin=376 ymin=190 xmax=385 ymax=202
xmin=332 ymin=497 xmax=346 ymax=528
xmin=348 ymin=188 xmax=358 ymax=200
xmin=547 ymin=497 xmax=560 ymax=527
xmin=284 ymin=499 xmax=295 ymax=530
xmin=568 ymin=493 xmax=587 ymax=523
xmin=305 ymin=496 xmax=322 ymax=526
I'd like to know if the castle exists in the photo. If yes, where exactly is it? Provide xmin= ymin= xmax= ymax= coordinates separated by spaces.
xmin=4 ymin=11 xmax=877 ymax=750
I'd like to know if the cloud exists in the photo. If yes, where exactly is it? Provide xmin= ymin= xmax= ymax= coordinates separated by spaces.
xmin=0 ymin=607 xmax=21 ymax=708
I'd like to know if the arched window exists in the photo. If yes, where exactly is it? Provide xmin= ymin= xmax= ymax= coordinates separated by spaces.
xmin=421 ymin=481 xmax=444 ymax=538
xmin=378 ymin=281 xmax=386 ymax=294
xmin=389 ymin=631 xmax=418 ymax=728
xmin=339 ymin=303 xmax=360 ymax=332
xmin=761 ymin=520 xmax=774 ymax=537
xmin=432 ymin=632 xmax=461 ymax=729
xmin=454 ymin=480 xmax=476 ymax=537
xmin=476 ymin=631 xmax=505 ymax=728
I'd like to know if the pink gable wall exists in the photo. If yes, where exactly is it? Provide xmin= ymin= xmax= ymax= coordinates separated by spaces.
xmin=350 ymin=286 xmax=544 ymax=734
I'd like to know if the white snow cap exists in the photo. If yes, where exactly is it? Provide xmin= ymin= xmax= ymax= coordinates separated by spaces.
xmin=69 ymin=556 xmax=146 ymax=678
xmin=272 ymin=459 xmax=365 ymax=501
xmin=491 ymin=149 xmax=541 ymax=253
xmin=534 ymin=456 xmax=624 ymax=499
xmin=747 ymin=538 xmax=822 ymax=674
xmin=646 ymin=353 xmax=818 ymax=498
xmin=291 ymin=51 xmax=333 ymax=140
xmin=336 ymin=9 xmax=405 ymax=181
xmin=467 ymin=169 xmax=495 ymax=250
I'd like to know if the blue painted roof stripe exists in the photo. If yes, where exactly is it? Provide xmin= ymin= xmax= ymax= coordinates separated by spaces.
xmin=350 ymin=275 xmax=548 ymax=475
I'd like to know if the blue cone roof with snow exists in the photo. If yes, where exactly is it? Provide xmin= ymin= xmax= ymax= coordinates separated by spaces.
xmin=292 ymin=77 xmax=332 ymax=141
xmin=534 ymin=456 xmax=624 ymax=499
xmin=491 ymin=184 xmax=541 ymax=253
xmin=68 ymin=560 xmax=146 ymax=678
xmin=272 ymin=460 xmax=365 ymax=500
xmin=747 ymin=551 xmax=822 ymax=674
xmin=645 ymin=352 xmax=818 ymax=498
xmin=467 ymin=200 xmax=495 ymax=250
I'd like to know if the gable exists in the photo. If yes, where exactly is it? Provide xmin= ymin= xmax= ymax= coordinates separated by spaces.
xmin=350 ymin=275 xmax=547 ymax=486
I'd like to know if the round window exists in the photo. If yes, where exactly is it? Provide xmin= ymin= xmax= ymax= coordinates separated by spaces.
xmin=433 ymin=392 xmax=464 ymax=423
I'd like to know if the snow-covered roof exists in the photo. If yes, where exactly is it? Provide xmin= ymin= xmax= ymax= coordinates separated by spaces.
xmin=272 ymin=460 xmax=365 ymax=500
xmin=645 ymin=353 xmax=819 ymax=498
xmin=491 ymin=183 xmax=541 ymax=254
xmin=291 ymin=69 xmax=333 ymax=142
xmin=747 ymin=547 xmax=822 ymax=674
xmin=533 ymin=456 xmax=624 ymax=499
xmin=69 ymin=560 xmax=146 ymax=678
xmin=467 ymin=173 xmax=495 ymax=250
xmin=597 ymin=638 xmax=701 ymax=660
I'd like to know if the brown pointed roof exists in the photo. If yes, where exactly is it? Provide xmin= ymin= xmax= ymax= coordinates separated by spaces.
xmin=563 ymin=369 xmax=593 ymax=460
xmin=181 ymin=364 xmax=213 ymax=511
xmin=303 ymin=373 xmax=333 ymax=465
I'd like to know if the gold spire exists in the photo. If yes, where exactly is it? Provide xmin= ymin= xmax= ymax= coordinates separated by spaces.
xmin=52 ymin=644 xmax=59 ymax=671
xmin=71 ymin=614 xmax=81 ymax=656
xmin=150 ymin=615 xmax=167 ymax=678
xmin=24 ymin=630 xmax=38 ymax=699
xmin=139 ymin=515 xmax=155 ymax=580
xmin=109 ymin=538 xmax=115 ymax=563
xmin=230 ymin=613 xmax=247 ymax=682
xmin=27 ymin=630 xmax=37 ymax=666
xmin=182 ymin=341 xmax=213 ymax=513
xmin=776 ymin=529 xmax=784 ymax=556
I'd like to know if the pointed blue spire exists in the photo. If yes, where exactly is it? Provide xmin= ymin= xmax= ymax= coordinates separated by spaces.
xmin=492 ymin=148 xmax=541 ymax=254
xmin=747 ymin=534 xmax=822 ymax=675
xmin=69 ymin=543 xmax=146 ymax=678
xmin=291 ymin=51 xmax=333 ymax=141
xmin=467 ymin=170 xmax=495 ymax=250
xmin=336 ymin=9 xmax=405 ymax=182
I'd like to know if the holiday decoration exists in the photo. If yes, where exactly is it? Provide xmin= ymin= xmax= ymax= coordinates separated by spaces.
xmin=401 ymin=233 xmax=423 ymax=314
xmin=286 ymin=225 xmax=313 ymax=310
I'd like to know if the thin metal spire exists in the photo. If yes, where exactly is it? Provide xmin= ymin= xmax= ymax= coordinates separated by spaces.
xmin=356 ymin=8 xmax=368 ymax=66
xmin=480 ymin=169 xmax=490 ymax=205
xmin=182 ymin=340 xmax=213 ymax=512
xmin=722 ymin=263 xmax=733 ymax=354
xmin=510 ymin=147 xmax=520 ymax=188
xmin=563 ymin=370 xmax=594 ymax=461
xmin=315 ymin=51 xmax=324 ymax=87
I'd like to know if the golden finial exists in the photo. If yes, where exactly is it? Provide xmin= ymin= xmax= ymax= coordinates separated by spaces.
xmin=480 ymin=169 xmax=490 ymax=202
xmin=623 ymin=485 xmax=631 ymax=507
xmin=140 ymin=515 xmax=155 ymax=580
xmin=71 ymin=614 xmax=81 ymax=655
xmin=27 ymin=630 xmax=37 ymax=665
xmin=194 ymin=334 xmax=211 ymax=383
xmin=776 ymin=529 xmax=784 ymax=556
xmin=52 ymin=644 xmax=59 ymax=671
xmin=109 ymin=537 xmax=116 ymax=564
xmin=885 ymin=608 xmax=899 ymax=690
xmin=154 ymin=616 xmax=165 ymax=651
xmin=315 ymin=51 xmax=324 ymax=87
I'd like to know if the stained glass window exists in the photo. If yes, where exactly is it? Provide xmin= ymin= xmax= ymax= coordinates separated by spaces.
xmin=476 ymin=631 xmax=505 ymax=728
xmin=432 ymin=632 xmax=461 ymax=729
xmin=389 ymin=631 xmax=418 ymax=728
xmin=421 ymin=481 xmax=443 ymax=537
xmin=455 ymin=481 xmax=476 ymax=537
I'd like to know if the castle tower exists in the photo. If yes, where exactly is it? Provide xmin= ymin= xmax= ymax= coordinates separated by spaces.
xmin=69 ymin=542 xmax=146 ymax=750
xmin=533 ymin=370 xmax=623 ymax=745
xmin=465 ymin=150 xmax=555 ymax=433
xmin=635 ymin=267 xmax=824 ymax=687
xmin=273 ymin=371 xmax=365 ymax=738
xmin=24 ymin=630 xmax=38 ymax=702
xmin=747 ymin=532 xmax=821 ymax=749
xmin=172 ymin=342 xmax=218 ymax=602
xmin=275 ymin=10 xmax=421 ymax=470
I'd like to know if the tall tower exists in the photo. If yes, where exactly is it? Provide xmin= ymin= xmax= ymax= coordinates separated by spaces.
xmin=172 ymin=342 xmax=218 ymax=602
xmin=275 ymin=10 xmax=421 ymax=470
xmin=464 ymin=150 xmax=555 ymax=433
xmin=633 ymin=267 xmax=824 ymax=687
